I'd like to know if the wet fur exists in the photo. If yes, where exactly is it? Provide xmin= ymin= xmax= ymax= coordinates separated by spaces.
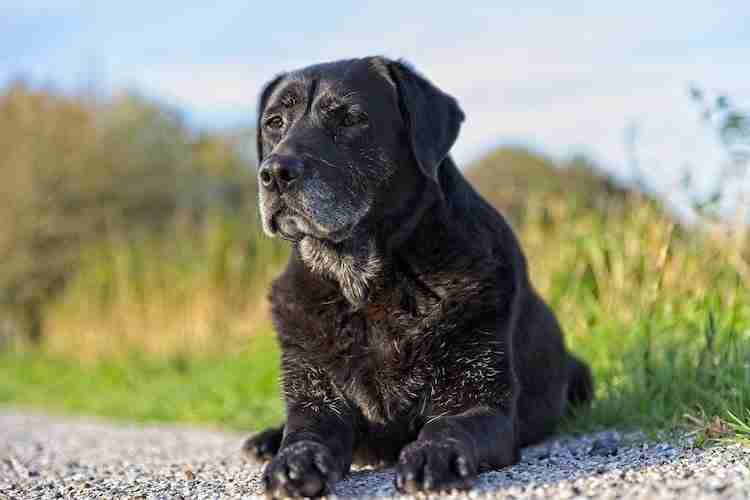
xmin=245 ymin=57 xmax=594 ymax=497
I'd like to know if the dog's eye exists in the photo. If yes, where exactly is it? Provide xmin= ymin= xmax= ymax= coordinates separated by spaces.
xmin=264 ymin=116 xmax=284 ymax=130
xmin=341 ymin=112 xmax=367 ymax=127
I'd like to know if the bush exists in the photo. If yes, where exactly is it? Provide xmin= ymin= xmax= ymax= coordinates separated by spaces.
xmin=466 ymin=146 xmax=627 ymax=227
xmin=0 ymin=82 xmax=272 ymax=345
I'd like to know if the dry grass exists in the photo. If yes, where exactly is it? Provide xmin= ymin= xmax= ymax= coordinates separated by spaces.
xmin=1 ymin=85 xmax=749 ymax=437
xmin=0 ymin=82 xmax=276 ymax=350
xmin=41 ymin=214 xmax=287 ymax=360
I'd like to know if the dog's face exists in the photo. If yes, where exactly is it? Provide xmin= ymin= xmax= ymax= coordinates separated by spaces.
xmin=257 ymin=58 xmax=400 ymax=243
xmin=256 ymin=57 xmax=465 ymax=247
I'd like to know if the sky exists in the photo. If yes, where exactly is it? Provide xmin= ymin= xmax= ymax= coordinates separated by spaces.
xmin=2 ymin=1 xmax=748 ymax=197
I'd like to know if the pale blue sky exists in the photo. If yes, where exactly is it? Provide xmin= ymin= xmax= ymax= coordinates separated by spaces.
xmin=2 ymin=1 xmax=748 ymax=194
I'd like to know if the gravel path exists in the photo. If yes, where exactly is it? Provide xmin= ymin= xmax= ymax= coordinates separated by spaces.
xmin=1 ymin=409 xmax=749 ymax=499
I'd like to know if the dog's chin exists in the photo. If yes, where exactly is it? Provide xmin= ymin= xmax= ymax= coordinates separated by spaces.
xmin=274 ymin=215 xmax=307 ymax=242
xmin=262 ymin=207 xmax=306 ymax=242
xmin=267 ymin=211 xmax=359 ymax=245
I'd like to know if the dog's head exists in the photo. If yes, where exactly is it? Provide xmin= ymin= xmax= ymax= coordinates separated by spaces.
xmin=256 ymin=56 xmax=464 ymax=245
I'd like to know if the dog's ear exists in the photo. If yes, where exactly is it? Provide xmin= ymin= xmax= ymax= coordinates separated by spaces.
xmin=256 ymin=73 xmax=285 ymax=164
xmin=386 ymin=60 xmax=464 ymax=183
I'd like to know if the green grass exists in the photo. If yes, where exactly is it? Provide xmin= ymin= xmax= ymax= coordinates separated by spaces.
xmin=727 ymin=409 xmax=750 ymax=444
xmin=1 ymin=140 xmax=748 ymax=441
xmin=2 ymin=198 xmax=750 ymax=443
xmin=2 ymin=84 xmax=748 ymax=444
xmin=0 ymin=334 xmax=283 ymax=431
xmin=563 ymin=306 xmax=750 ymax=441
xmin=2 ymin=301 xmax=749 ymax=441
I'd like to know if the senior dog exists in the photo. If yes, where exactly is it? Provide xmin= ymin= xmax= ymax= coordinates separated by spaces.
xmin=243 ymin=56 xmax=593 ymax=498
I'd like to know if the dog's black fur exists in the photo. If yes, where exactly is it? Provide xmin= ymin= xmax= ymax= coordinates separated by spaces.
xmin=244 ymin=56 xmax=594 ymax=498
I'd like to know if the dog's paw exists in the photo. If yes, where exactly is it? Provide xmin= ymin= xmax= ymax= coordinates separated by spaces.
xmin=242 ymin=427 xmax=284 ymax=463
xmin=395 ymin=440 xmax=477 ymax=494
xmin=263 ymin=441 xmax=340 ymax=498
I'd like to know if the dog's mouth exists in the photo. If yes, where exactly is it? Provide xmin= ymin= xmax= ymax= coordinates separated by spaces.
xmin=266 ymin=205 xmax=358 ymax=244
xmin=269 ymin=207 xmax=307 ymax=242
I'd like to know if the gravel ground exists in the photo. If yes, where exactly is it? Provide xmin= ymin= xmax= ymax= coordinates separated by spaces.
xmin=1 ymin=409 xmax=749 ymax=499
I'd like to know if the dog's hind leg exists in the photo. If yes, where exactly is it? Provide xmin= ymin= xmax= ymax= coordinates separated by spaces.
xmin=566 ymin=354 xmax=594 ymax=409
xmin=516 ymin=385 xmax=567 ymax=446
xmin=242 ymin=424 xmax=284 ymax=462
xmin=517 ymin=354 xmax=594 ymax=446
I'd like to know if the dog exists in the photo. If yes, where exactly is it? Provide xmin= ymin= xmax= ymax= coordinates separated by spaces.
xmin=243 ymin=56 xmax=593 ymax=498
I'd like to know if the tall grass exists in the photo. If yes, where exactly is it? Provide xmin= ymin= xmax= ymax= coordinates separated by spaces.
xmin=0 ymin=82 xmax=279 ymax=349
xmin=4 ymin=181 xmax=747 ymax=435
xmin=42 ymin=212 xmax=287 ymax=359
xmin=1 ymin=82 xmax=748 ymax=436
xmin=516 ymin=191 xmax=749 ymax=434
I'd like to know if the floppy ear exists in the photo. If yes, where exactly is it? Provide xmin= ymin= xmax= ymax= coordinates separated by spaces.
xmin=255 ymin=73 xmax=285 ymax=164
xmin=387 ymin=60 xmax=464 ymax=183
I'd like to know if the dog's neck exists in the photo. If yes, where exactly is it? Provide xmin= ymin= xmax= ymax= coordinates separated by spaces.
xmin=297 ymin=231 xmax=383 ymax=308
xmin=295 ymin=157 xmax=482 ymax=310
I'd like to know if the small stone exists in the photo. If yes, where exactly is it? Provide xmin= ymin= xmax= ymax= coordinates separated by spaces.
xmin=712 ymin=482 xmax=729 ymax=493
xmin=589 ymin=437 xmax=619 ymax=457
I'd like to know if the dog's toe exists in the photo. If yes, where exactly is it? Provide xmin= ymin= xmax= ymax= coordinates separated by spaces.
xmin=263 ymin=441 xmax=340 ymax=499
xmin=395 ymin=440 xmax=476 ymax=493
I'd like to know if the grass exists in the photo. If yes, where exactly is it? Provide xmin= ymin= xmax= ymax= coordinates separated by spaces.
xmin=524 ymin=195 xmax=750 ymax=441
xmin=727 ymin=409 xmax=750 ymax=444
xmin=0 ymin=93 xmax=748 ymax=442
xmin=2 ymin=297 xmax=747 ymax=439
xmin=563 ymin=306 xmax=750 ymax=439
xmin=0 ymin=333 xmax=283 ymax=431
xmin=2 ymin=192 xmax=750 ymax=441
xmin=40 ymin=213 xmax=288 ymax=359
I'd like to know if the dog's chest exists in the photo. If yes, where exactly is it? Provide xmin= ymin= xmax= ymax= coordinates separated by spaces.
xmin=329 ymin=306 xmax=433 ymax=425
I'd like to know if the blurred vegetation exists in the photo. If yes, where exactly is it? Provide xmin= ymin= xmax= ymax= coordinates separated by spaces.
xmin=0 ymin=82 xmax=748 ymax=439
xmin=0 ymin=332 xmax=283 ymax=429
xmin=0 ymin=82 xmax=286 ymax=355
xmin=466 ymin=146 xmax=627 ymax=227
xmin=465 ymin=139 xmax=750 ymax=438
xmin=685 ymin=87 xmax=750 ymax=223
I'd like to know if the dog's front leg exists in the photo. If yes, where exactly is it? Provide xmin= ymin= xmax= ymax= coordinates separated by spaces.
xmin=395 ymin=406 xmax=519 ymax=493
xmin=263 ymin=367 xmax=354 ymax=499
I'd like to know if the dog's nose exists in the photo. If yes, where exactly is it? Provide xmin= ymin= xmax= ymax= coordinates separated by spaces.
xmin=258 ymin=156 xmax=303 ymax=192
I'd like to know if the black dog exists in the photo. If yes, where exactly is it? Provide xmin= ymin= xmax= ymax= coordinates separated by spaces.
xmin=244 ymin=56 xmax=593 ymax=498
